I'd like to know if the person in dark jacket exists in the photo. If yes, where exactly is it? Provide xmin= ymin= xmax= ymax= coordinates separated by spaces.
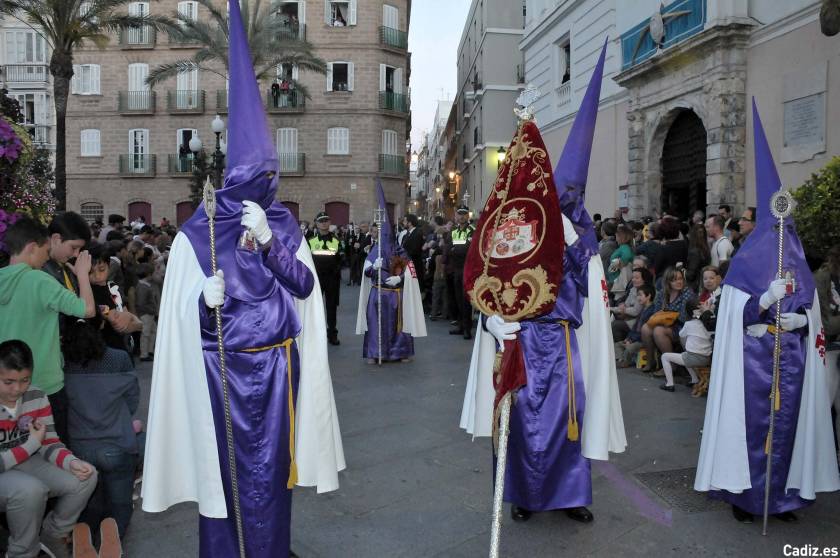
xmin=62 ymin=319 xmax=141 ymax=538
xmin=653 ymin=218 xmax=687 ymax=280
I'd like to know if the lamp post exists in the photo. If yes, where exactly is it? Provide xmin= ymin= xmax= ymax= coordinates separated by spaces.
xmin=496 ymin=146 xmax=506 ymax=169
xmin=190 ymin=114 xmax=227 ymax=188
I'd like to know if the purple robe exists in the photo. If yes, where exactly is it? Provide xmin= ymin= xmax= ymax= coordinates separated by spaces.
xmin=363 ymin=266 xmax=414 ymax=361
xmin=501 ymin=241 xmax=592 ymax=510
xmin=711 ymin=295 xmax=810 ymax=514
xmin=198 ymin=238 xmax=314 ymax=558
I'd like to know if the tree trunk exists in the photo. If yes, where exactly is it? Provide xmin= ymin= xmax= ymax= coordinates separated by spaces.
xmin=50 ymin=50 xmax=74 ymax=212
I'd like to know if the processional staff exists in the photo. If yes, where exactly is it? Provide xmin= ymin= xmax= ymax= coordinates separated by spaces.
xmin=373 ymin=206 xmax=386 ymax=366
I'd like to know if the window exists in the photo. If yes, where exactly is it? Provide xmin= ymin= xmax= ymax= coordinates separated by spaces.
xmin=277 ymin=128 xmax=299 ymax=171
xmin=80 ymin=202 xmax=104 ymax=223
xmin=4 ymin=30 xmax=47 ymax=64
xmin=555 ymin=39 xmax=571 ymax=87
xmin=176 ymin=64 xmax=199 ymax=108
xmin=175 ymin=128 xmax=197 ymax=171
xmin=327 ymin=127 xmax=349 ymax=155
xmin=276 ymin=63 xmax=298 ymax=82
xmin=177 ymin=1 xmax=198 ymax=22
xmin=325 ymin=0 xmax=356 ymax=26
xmin=128 ymin=129 xmax=150 ymax=172
xmin=8 ymin=92 xmax=48 ymax=126
xmin=127 ymin=2 xmax=151 ymax=44
xmin=326 ymin=62 xmax=353 ymax=92
xmin=277 ymin=1 xmax=305 ymax=37
xmin=382 ymin=4 xmax=398 ymax=29
xmin=127 ymin=63 xmax=150 ymax=109
xmin=382 ymin=129 xmax=398 ymax=155
xmin=378 ymin=64 xmax=403 ymax=94
xmin=71 ymin=64 xmax=100 ymax=95
xmin=81 ymin=129 xmax=101 ymax=156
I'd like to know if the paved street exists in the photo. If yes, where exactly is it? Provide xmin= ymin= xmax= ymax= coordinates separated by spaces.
xmin=125 ymin=280 xmax=840 ymax=557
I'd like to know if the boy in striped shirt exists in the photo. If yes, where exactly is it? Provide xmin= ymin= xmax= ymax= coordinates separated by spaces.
xmin=0 ymin=340 xmax=97 ymax=558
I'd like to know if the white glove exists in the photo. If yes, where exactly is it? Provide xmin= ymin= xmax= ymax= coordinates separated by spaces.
xmin=780 ymin=312 xmax=807 ymax=331
xmin=562 ymin=214 xmax=578 ymax=246
xmin=485 ymin=314 xmax=521 ymax=350
xmin=759 ymin=278 xmax=788 ymax=309
xmin=202 ymin=270 xmax=225 ymax=308
xmin=372 ymin=257 xmax=383 ymax=270
xmin=241 ymin=201 xmax=272 ymax=245
xmin=385 ymin=275 xmax=401 ymax=287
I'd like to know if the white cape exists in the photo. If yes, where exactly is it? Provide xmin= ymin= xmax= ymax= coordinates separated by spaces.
xmin=460 ymin=254 xmax=627 ymax=459
xmin=695 ymin=285 xmax=840 ymax=497
xmin=142 ymin=233 xmax=345 ymax=518
xmin=354 ymin=260 xmax=427 ymax=338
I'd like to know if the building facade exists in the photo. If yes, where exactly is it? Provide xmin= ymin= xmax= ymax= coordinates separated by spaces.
xmin=454 ymin=0 xmax=526 ymax=216
xmin=65 ymin=0 xmax=411 ymax=227
xmin=522 ymin=0 xmax=839 ymax=219
xmin=0 ymin=14 xmax=55 ymax=153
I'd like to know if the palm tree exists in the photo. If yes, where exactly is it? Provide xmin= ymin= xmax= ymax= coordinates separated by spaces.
xmin=147 ymin=0 xmax=326 ymax=103
xmin=0 ymin=0 xmax=171 ymax=211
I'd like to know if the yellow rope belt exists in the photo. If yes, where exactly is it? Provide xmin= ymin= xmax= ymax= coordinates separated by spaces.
xmin=374 ymin=285 xmax=403 ymax=333
xmin=241 ymin=339 xmax=298 ymax=489
xmin=560 ymin=320 xmax=579 ymax=442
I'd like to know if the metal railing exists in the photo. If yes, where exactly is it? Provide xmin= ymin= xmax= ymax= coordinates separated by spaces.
xmin=557 ymin=81 xmax=571 ymax=106
xmin=117 ymin=91 xmax=156 ymax=113
xmin=277 ymin=22 xmax=305 ymax=41
xmin=379 ymin=154 xmax=406 ymax=175
xmin=266 ymin=89 xmax=305 ymax=112
xmin=119 ymin=154 xmax=156 ymax=176
xmin=119 ymin=26 xmax=156 ymax=47
xmin=168 ymin=154 xmax=195 ymax=174
xmin=216 ymin=90 xmax=228 ymax=113
xmin=2 ymin=64 xmax=48 ymax=82
xmin=379 ymin=26 xmax=407 ymax=49
xmin=278 ymin=153 xmax=305 ymax=175
xmin=378 ymin=91 xmax=408 ymax=113
xmin=166 ymin=90 xmax=206 ymax=112
xmin=25 ymin=124 xmax=51 ymax=146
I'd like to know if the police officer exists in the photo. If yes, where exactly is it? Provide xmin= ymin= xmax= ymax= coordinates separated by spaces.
xmin=308 ymin=212 xmax=345 ymax=345
xmin=449 ymin=205 xmax=475 ymax=339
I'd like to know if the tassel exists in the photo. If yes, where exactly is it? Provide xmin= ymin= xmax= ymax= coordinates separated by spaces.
xmin=774 ymin=385 xmax=781 ymax=411
xmin=764 ymin=430 xmax=772 ymax=455
xmin=568 ymin=418 xmax=579 ymax=442
xmin=285 ymin=341 xmax=298 ymax=489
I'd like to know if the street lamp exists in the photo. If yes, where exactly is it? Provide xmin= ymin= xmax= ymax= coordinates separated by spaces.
xmin=448 ymin=171 xmax=455 ymax=181
xmin=496 ymin=146 xmax=506 ymax=168
xmin=189 ymin=115 xmax=227 ymax=188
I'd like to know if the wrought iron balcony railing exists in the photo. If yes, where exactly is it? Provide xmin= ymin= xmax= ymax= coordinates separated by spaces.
xmin=379 ymin=154 xmax=406 ymax=176
xmin=117 ymin=91 xmax=156 ymax=113
xmin=278 ymin=153 xmax=305 ymax=175
xmin=379 ymin=26 xmax=407 ymax=50
xmin=277 ymin=22 xmax=306 ymax=41
xmin=378 ymin=91 xmax=408 ymax=114
xmin=216 ymin=90 xmax=228 ymax=113
xmin=168 ymin=154 xmax=195 ymax=174
xmin=166 ymin=90 xmax=206 ymax=113
xmin=119 ymin=26 xmax=156 ymax=47
xmin=266 ymin=89 xmax=305 ymax=112
xmin=2 ymin=64 xmax=48 ymax=82
xmin=119 ymin=154 xmax=156 ymax=176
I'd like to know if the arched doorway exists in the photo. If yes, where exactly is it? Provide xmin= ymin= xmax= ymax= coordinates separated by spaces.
xmin=661 ymin=111 xmax=707 ymax=218
xmin=176 ymin=201 xmax=194 ymax=226
xmin=281 ymin=201 xmax=300 ymax=222
xmin=324 ymin=201 xmax=349 ymax=226
xmin=128 ymin=201 xmax=152 ymax=225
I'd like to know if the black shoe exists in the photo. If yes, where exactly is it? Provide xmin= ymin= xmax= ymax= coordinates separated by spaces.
xmin=773 ymin=511 xmax=798 ymax=522
xmin=140 ymin=356 xmax=154 ymax=362
xmin=328 ymin=337 xmax=340 ymax=346
xmin=732 ymin=505 xmax=754 ymax=523
xmin=511 ymin=505 xmax=532 ymax=522
xmin=565 ymin=506 xmax=594 ymax=523
xmin=463 ymin=331 xmax=472 ymax=340
xmin=449 ymin=328 xmax=464 ymax=335
xmin=659 ymin=383 xmax=675 ymax=392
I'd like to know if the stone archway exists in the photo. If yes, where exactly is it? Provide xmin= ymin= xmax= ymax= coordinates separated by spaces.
xmin=660 ymin=110 xmax=707 ymax=218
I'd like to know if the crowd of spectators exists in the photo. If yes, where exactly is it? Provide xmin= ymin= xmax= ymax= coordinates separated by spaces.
xmin=0 ymin=211 xmax=166 ymax=556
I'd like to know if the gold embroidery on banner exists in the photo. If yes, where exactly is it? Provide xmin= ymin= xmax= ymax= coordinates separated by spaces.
xmin=494 ymin=129 xmax=549 ymax=200
xmin=468 ymin=265 xmax=557 ymax=322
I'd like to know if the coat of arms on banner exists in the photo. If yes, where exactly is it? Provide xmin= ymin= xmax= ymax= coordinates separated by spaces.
xmin=485 ymin=208 xmax=538 ymax=259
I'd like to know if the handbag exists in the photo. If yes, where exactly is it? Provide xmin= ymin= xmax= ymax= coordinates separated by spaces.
xmin=646 ymin=310 xmax=679 ymax=328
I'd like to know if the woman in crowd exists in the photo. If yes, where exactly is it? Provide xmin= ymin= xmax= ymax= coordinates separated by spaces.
xmin=62 ymin=319 xmax=142 ymax=539
xmin=611 ymin=267 xmax=653 ymax=342
xmin=653 ymin=218 xmax=688 ymax=279
xmin=698 ymin=265 xmax=723 ymax=312
xmin=685 ymin=223 xmax=711 ymax=291
xmin=640 ymin=265 xmax=696 ymax=373
xmin=607 ymin=224 xmax=635 ymax=295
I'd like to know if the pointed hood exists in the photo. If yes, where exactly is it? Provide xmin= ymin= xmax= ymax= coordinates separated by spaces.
xmin=367 ymin=179 xmax=401 ymax=266
xmin=553 ymin=37 xmax=607 ymax=254
xmin=724 ymin=99 xmax=814 ymax=308
xmin=178 ymin=0 xmax=300 ymax=302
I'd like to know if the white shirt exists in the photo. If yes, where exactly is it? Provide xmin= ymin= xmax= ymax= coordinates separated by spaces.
xmin=711 ymin=236 xmax=734 ymax=267
xmin=679 ymin=319 xmax=713 ymax=356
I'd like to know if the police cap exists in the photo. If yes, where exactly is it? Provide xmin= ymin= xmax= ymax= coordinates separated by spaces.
xmin=456 ymin=205 xmax=470 ymax=215
xmin=315 ymin=211 xmax=331 ymax=222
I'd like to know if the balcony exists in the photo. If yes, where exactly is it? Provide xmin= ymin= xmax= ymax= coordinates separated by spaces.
xmin=118 ymin=26 xmax=156 ymax=48
xmin=119 ymin=154 xmax=156 ymax=177
xmin=557 ymin=81 xmax=571 ymax=107
xmin=379 ymin=154 xmax=406 ymax=176
xmin=24 ymin=124 xmax=51 ymax=147
xmin=266 ymin=89 xmax=304 ymax=113
xmin=117 ymin=91 xmax=156 ymax=114
xmin=278 ymin=153 xmax=305 ymax=176
xmin=378 ymin=91 xmax=408 ymax=114
xmin=216 ymin=90 xmax=228 ymax=113
xmin=2 ymin=64 xmax=48 ymax=84
xmin=379 ymin=26 xmax=407 ymax=50
xmin=168 ymin=154 xmax=195 ymax=175
xmin=277 ymin=22 xmax=305 ymax=41
xmin=167 ymin=90 xmax=205 ymax=113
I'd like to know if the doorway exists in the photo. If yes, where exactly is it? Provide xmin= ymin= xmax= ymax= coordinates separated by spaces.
xmin=660 ymin=110 xmax=707 ymax=218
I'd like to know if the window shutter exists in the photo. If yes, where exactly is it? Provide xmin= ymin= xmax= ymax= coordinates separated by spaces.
xmin=326 ymin=62 xmax=333 ymax=91
xmin=71 ymin=65 xmax=80 ymax=94
xmin=277 ymin=128 xmax=298 ymax=154
xmin=379 ymin=64 xmax=386 ymax=92
xmin=324 ymin=0 xmax=330 ymax=24
xmin=347 ymin=62 xmax=354 ymax=91
xmin=349 ymin=0 xmax=357 ymax=25
xmin=93 ymin=65 xmax=101 ymax=94
xmin=299 ymin=1 xmax=306 ymax=24
xmin=342 ymin=128 xmax=350 ymax=154
xmin=35 ymin=93 xmax=47 ymax=125
xmin=394 ymin=68 xmax=403 ymax=94
xmin=292 ymin=65 xmax=299 ymax=81
xmin=327 ymin=128 xmax=335 ymax=153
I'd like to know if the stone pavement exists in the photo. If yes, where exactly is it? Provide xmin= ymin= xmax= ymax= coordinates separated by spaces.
xmin=121 ymin=281 xmax=840 ymax=557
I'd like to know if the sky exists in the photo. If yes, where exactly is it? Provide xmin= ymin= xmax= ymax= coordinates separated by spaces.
xmin=408 ymin=0 xmax=472 ymax=151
